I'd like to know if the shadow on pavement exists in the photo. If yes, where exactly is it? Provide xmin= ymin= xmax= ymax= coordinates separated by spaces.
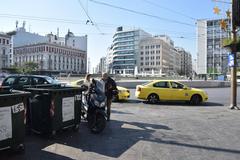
xmin=1 ymin=119 xmax=240 ymax=160
xmin=0 ymin=120 xmax=171 ymax=160
xmin=111 ymin=110 xmax=134 ymax=115
xmin=113 ymin=99 xmax=141 ymax=104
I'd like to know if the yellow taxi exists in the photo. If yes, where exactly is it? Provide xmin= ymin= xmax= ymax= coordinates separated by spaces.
xmin=113 ymin=86 xmax=130 ymax=101
xmin=70 ymin=79 xmax=130 ymax=101
xmin=135 ymin=80 xmax=208 ymax=105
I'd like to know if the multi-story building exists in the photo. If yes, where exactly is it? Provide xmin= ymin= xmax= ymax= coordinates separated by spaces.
xmin=14 ymin=43 xmax=87 ymax=73
xmin=11 ymin=21 xmax=87 ymax=73
xmin=106 ymin=46 xmax=114 ymax=73
xmin=110 ymin=27 xmax=151 ymax=74
xmin=0 ymin=33 xmax=13 ymax=69
xmin=13 ymin=22 xmax=87 ymax=52
xmin=97 ymin=57 xmax=106 ymax=73
xmin=172 ymin=47 xmax=181 ymax=75
xmin=197 ymin=19 xmax=231 ymax=76
xmin=175 ymin=47 xmax=192 ymax=77
xmin=138 ymin=35 xmax=178 ymax=75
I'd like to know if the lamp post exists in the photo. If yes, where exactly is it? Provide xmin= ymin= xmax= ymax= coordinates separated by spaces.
xmin=214 ymin=0 xmax=239 ymax=109
xmin=230 ymin=0 xmax=239 ymax=109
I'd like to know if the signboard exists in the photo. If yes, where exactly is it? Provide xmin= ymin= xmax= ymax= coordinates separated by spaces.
xmin=62 ymin=97 xmax=75 ymax=122
xmin=0 ymin=107 xmax=12 ymax=141
xmin=228 ymin=54 xmax=234 ymax=67
xmin=11 ymin=103 xmax=24 ymax=114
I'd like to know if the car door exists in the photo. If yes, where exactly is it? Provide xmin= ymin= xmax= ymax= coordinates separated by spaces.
xmin=151 ymin=81 xmax=171 ymax=100
xmin=169 ymin=81 xmax=188 ymax=101
xmin=15 ymin=76 xmax=31 ymax=90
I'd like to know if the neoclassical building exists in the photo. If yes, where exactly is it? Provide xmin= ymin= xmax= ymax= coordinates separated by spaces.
xmin=14 ymin=43 xmax=87 ymax=73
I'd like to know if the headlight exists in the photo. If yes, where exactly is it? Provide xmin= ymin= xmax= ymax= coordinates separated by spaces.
xmin=94 ymin=100 xmax=100 ymax=106
xmin=100 ymin=101 xmax=106 ymax=108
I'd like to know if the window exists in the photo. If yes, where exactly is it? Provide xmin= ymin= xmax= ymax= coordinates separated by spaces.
xmin=140 ymin=57 xmax=143 ymax=60
xmin=153 ymin=81 xmax=169 ymax=88
xmin=141 ymin=51 xmax=144 ymax=55
xmin=170 ymin=82 xmax=184 ymax=89
xmin=156 ymin=45 xmax=161 ymax=48
xmin=2 ymin=48 xmax=6 ymax=55
xmin=32 ymin=77 xmax=48 ymax=85
xmin=18 ymin=77 xmax=30 ymax=85
xmin=2 ymin=77 xmax=16 ymax=86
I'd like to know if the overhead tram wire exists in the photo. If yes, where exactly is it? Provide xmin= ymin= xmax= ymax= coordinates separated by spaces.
xmin=77 ymin=0 xmax=104 ymax=34
xmin=89 ymin=0 xmax=196 ymax=27
xmin=140 ymin=0 xmax=197 ymax=21
xmin=0 ymin=13 xmax=200 ymax=35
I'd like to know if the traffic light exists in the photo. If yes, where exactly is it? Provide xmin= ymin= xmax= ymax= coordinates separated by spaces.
xmin=232 ymin=0 xmax=240 ymax=27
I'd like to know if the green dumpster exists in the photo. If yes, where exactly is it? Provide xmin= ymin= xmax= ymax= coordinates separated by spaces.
xmin=0 ymin=89 xmax=30 ymax=152
xmin=26 ymin=87 xmax=83 ymax=135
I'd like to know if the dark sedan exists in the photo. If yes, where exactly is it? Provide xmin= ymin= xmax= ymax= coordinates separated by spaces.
xmin=1 ymin=75 xmax=59 ymax=90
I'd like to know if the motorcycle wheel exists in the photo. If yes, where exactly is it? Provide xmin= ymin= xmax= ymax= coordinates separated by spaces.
xmin=88 ymin=113 xmax=106 ymax=134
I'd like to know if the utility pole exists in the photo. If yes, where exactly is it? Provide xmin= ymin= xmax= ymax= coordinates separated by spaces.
xmin=230 ymin=0 xmax=239 ymax=109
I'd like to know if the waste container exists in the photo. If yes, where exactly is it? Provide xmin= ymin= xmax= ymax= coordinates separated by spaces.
xmin=26 ymin=87 xmax=83 ymax=135
xmin=0 ymin=89 xmax=30 ymax=152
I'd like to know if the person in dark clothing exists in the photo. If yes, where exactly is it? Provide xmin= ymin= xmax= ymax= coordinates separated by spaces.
xmin=102 ymin=73 xmax=118 ymax=121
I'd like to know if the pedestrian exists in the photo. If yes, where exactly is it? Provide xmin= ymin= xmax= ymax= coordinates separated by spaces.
xmin=102 ymin=73 xmax=118 ymax=121
xmin=83 ymin=73 xmax=91 ymax=88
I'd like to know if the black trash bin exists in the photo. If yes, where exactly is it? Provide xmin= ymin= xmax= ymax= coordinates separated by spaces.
xmin=26 ymin=87 xmax=83 ymax=135
xmin=0 ymin=89 xmax=30 ymax=152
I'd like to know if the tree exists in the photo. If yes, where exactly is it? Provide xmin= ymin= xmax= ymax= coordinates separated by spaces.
xmin=20 ymin=62 xmax=39 ymax=74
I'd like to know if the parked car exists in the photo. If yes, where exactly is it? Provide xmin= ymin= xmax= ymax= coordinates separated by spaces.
xmin=1 ymin=75 xmax=59 ymax=90
xmin=135 ymin=80 xmax=208 ymax=105
xmin=70 ymin=79 xmax=130 ymax=101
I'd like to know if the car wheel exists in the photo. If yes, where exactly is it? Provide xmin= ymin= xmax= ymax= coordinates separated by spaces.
xmin=190 ymin=95 xmax=202 ymax=105
xmin=147 ymin=94 xmax=159 ymax=104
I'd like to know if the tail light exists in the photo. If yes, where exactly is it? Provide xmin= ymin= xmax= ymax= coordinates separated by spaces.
xmin=50 ymin=99 xmax=55 ymax=117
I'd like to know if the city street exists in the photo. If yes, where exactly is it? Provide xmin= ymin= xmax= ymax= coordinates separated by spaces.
xmin=1 ymin=87 xmax=240 ymax=160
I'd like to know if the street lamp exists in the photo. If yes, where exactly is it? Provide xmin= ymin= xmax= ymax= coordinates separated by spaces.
xmin=213 ymin=0 xmax=240 ymax=109
xmin=229 ymin=0 xmax=239 ymax=109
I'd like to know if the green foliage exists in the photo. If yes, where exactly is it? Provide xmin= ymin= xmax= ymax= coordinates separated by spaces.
xmin=18 ymin=62 xmax=39 ymax=74
xmin=223 ymin=37 xmax=240 ymax=51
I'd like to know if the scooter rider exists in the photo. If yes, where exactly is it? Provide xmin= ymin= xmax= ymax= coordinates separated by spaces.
xmin=101 ymin=73 xmax=118 ymax=121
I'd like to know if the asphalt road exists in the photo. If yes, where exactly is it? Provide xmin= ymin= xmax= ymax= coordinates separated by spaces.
xmin=129 ymin=87 xmax=240 ymax=106
xmin=1 ymin=87 xmax=240 ymax=160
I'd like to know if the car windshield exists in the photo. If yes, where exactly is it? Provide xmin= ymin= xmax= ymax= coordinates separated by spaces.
xmin=45 ymin=76 xmax=59 ymax=84
xmin=142 ymin=81 xmax=153 ymax=86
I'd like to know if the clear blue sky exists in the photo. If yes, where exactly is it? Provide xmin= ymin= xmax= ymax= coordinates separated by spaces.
xmin=0 ymin=0 xmax=231 ymax=68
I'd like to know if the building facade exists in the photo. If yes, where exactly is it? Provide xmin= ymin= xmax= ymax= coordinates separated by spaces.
xmin=13 ymin=22 xmax=87 ymax=52
xmin=197 ymin=19 xmax=231 ymax=76
xmin=110 ymin=27 xmax=151 ymax=74
xmin=98 ymin=57 xmax=106 ymax=73
xmin=0 ymin=33 xmax=13 ymax=70
xmin=138 ymin=35 xmax=184 ymax=76
xmin=175 ymin=47 xmax=192 ymax=77
xmin=14 ymin=43 xmax=87 ymax=73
